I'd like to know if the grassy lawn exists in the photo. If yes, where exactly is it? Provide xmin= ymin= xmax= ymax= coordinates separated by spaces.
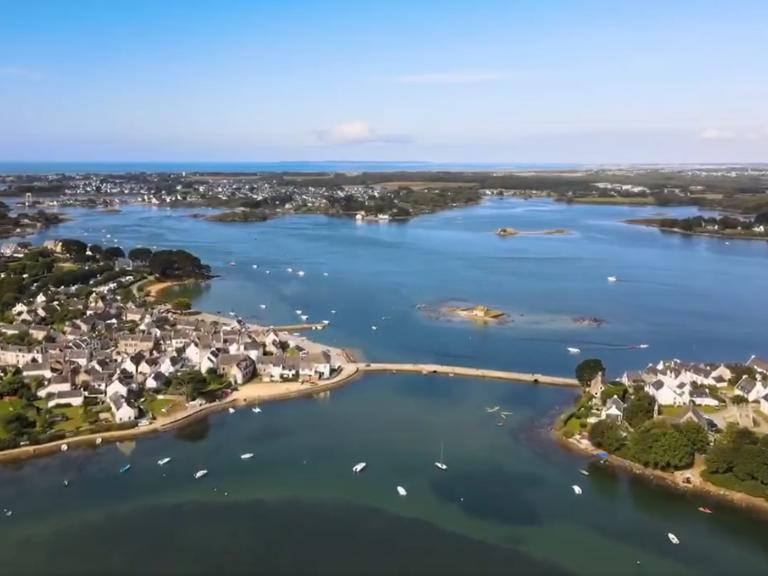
xmin=572 ymin=197 xmax=655 ymax=205
xmin=661 ymin=404 xmax=719 ymax=417
xmin=143 ymin=397 xmax=182 ymax=418
xmin=52 ymin=406 xmax=85 ymax=431
xmin=565 ymin=416 xmax=584 ymax=434
xmin=0 ymin=398 xmax=25 ymax=416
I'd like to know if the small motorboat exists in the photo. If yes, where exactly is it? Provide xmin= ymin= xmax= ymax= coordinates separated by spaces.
xmin=157 ymin=457 xmax=171 ymax=466
xmin=295 ymin=309 xmax=302 ymax=315
xmin=63 ymin=480 xmax=69 ymax=487
xmin=252 ymin=407 xmax=262 ymax=413
xmin=240 ymin=453 xmax=254 ymax=460
xmin=496 ymin=422 xmax=504 ymax=427
xmin=371 ymin=326 xmax=377 ymax=330
xmin=572 ymin=485 xmax=582 ymax=495
xmin=287 ymin=268 xmax=293 ymax=272
xmin=323 ymin=272 xmax=329 ymax=276
xmin=228 ymin=311 xmax=236 ymax=316
xmin=567 ymin=347 xmax=581 ymax=354
xmin=193 ymin=470 xmax=208 ymax=479
xmin=119 ymin=464 xmax=131 ymax=473
xmin=397 ymin=486 xmax=407 ymax=496
xmin=352 ymin=462 xmax=367 ymax=473
xmin=228 ymin=407 xmax=236 ymax=414
xmin=607 ymin=276 xmax=617 ymax=282
xmin=435 ymin=462 xmax=447 ymax=470
xmin=628 ymin=344 xmax=649 ymax=350
xmin=60 ymin=444 xmax=68 ymax=452
xmin=95 ymin=437 xmax=103 ymax=445
xmin=331 ymin=310 xmax=336 ymax=314
xmin=300 ymin=315 xmax=308 ymax=321
xmin=322 ymin=320 xmax=330 ymax=325
xmin=260 ymin=304 xmax=266 ymax=309
xmin=668 ymin=533 xmax=680 ymax=544
xmin=698 ymin=507 xmax=712 ymax=514
xmin=580 ymin=469 xmax=589 ymax=476
xmin=229 ymin=262 xmax=236 ymax=267
xmin=297 ymin=271 xmax=305 ymax=276
xmin=252 ymin=264 xmax=258 ymax=268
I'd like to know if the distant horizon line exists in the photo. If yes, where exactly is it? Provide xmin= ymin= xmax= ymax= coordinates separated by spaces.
xmin=2 ymin=160 xmax=767 ymax=167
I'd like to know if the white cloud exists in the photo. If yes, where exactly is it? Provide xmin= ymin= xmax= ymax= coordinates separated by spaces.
xmin=392 ymin=71 xmax=504 ymax=84
xmin=699 ymin=128 xmax=737 ymax=141
xmin=0 ymin=67 xmax=43 ymax=80
xmin=315 ymin=121 xmax=411 ymax=145
xmin=699 ymin=127 xmax=768 ymax=142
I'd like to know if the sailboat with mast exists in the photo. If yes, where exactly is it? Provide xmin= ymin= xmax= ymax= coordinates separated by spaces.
xmin=434 ymin=442 xmax=447 ymax=470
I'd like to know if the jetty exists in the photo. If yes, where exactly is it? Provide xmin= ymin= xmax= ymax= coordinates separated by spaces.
xmin=265 ymin=323 xmax=327 ymax=332
xmin=354 ymin=363 xmax=579 ymax=387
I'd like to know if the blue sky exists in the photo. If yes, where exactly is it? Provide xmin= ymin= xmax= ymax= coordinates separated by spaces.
xmin=1 ymin=0 xmax=767 ymax=163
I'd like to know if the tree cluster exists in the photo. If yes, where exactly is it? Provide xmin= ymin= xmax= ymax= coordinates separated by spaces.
xmin=704 ymin=424 xmax=768 ymax=499
xmin=148 ymin=249 xmax=211 ymax=280
xmin=652 ymin=214 xmax=766 ymax=234
xmin=590 ymin=417 xmax=709 ymax=471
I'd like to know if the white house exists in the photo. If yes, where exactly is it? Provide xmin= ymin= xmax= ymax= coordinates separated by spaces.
xmin=48 ymin=389 xmax=84 ymax=408
xmin=37 ymin=379 xmax=72 ymax=399
xmin=230 ymin=357 xmax=256 ymax=385
xmin=106 ymin=379 xmax=130 ymax=399
xmin=185 ymin=342 xmax=203 ymax=367
xmin=760 ymin=393 xmax=768 ymax=416
xmin=145 ymin=371 xmax=168 ymax=390
xmin=647 ymin=379 xmax=689 ymax=406
xmin=601 ymin=396 xmax=625 ymax=422
xmin=734 ymin=376 xmax=767 ymax=402
xmin=200 ymin=349 xmax=222 ymax=374
xmin=108 ymin=392 xmax=136 ymax=423
xmin=747 ymin=355 xmax=768 ymax=375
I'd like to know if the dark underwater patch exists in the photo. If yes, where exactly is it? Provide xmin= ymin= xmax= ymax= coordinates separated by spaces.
xmin=3 ymin=498 xmax=571 ymax=576
xmin=430 ymin=464 xmax=543 ymax=526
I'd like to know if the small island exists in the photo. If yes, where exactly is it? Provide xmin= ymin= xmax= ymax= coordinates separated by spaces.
xmin=625 ymin=213 xmax=768 ymax=240
xmin=203 ymin=209 xmax=272 ymax=223
xmin=443 ymin=304 xmax=507 ymax=323
xmin=495 ymin=227 xmax=570 ymax=236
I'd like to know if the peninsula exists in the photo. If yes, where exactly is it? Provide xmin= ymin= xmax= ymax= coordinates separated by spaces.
xmin=203 ymin=209 xmax=272 ymax=223
xmin=625 ymin=214 xmax=768 ymax=240
xmin=0 ymin=201 xmax=68 ymax=239
xmin=557 ymin=356 xmax=768 ymax=511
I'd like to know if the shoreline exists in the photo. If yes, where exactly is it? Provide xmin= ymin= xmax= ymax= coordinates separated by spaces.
xmin=0 ymin=365 xmax=362 ymax=463
xmin=551 ymin=429 xmax=768 ymax=517
xmin=623 ymin=220 xmax=768 ymax=242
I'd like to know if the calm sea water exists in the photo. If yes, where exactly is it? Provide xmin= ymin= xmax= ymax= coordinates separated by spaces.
xmin=0 ymin=161 xmax=580 ymax=174
xmin=2 ymin=198 xmax=768 ymax=575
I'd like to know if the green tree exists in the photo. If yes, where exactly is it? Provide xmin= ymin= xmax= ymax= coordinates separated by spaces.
xmin=623 ymin=390 xmax=656 ymax=429
xmin=588 ymin=419 xmax=624 ymax=453
xmin=58 ymin=238 xmax=88 ymax=258
xmin=128 ymin=246 xmax=153 ymax=264
xmin=2 ymin=411 xmax=36 ymax=437
xmin=575 ymin=359 xmax=605 ymax=387
xmin=631 ymin=421 xmax=694 ymax=470
xmin=171 ymin=297 xmax=192 ymax=311
xmin=103 ymin=246 xmax=126 ymax=260
xmin=676 ymin=420 xmax=710 ymax=454
xmin=148 ymin=249 xmax=211 ymax=280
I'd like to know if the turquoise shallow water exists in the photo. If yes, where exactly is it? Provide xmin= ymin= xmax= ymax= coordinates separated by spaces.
xmin=2 ymin=198 xmax=768 ymax=574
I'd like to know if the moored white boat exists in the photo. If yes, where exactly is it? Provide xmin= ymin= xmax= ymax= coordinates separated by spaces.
xmin=194 ymin=470 xmax=208 ymax=479
xmin=572 ymin=485 xmax=582 ymax=495
xmin=297 ymin=271 xmax=305 ymax=276
xmin=240 ymin=453 xmax=254 ymax=460
xmin=580 ymin=469 xmax=589 ymax=476
xmin=567 ymin=347 xmax=581 ymax=354
xmin=300 ymin=315 xmax=308 ymax=321
xmin=61 ymin=444 xmax=68 ymax=452
xmin=252 ymin=407 xmax=262 ymax=413
xmin=157 ymin=457 xmax=171 ymax=466
xmin=397 ymin=486 xmax=407 ymax=496
xmin=668 ymin=533 xmax=679 ymax=544
xmin=260 ymin=304 xmax=266 ymax=309
xmin=352 ymin=462 xmax=367 ymax=473
xmin=228 ymin=407 xmax=235 ymax=414
xmin=607 ymin=276 xmax=617 ymax=282
xmin=95 ymin=437 xmax=102 ymax=445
